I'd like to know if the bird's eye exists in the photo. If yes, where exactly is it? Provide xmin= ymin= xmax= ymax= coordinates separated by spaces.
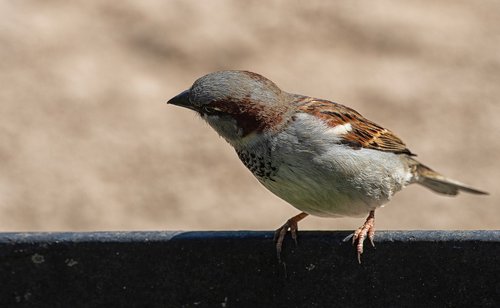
xmin=202 ymin=105 xmax=222 ymax=114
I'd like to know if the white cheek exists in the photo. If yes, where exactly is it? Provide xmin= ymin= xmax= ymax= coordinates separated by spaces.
xmin=203 ymin=115 xmax=243 ymax=142
xmin=204 ymin=114 xmax=220 ymax=127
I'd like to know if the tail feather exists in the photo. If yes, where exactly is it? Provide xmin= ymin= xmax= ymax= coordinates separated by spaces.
xmin=414 ymin=163 xmax=488 ymax=196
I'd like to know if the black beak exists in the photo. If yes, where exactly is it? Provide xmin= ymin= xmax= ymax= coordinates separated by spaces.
xmin=167 ymin=90 xmax=193 ymax=109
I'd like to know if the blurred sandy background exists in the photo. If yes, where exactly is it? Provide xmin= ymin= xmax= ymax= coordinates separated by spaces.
xmin=0 ymin=1 xmax=498 ymax=232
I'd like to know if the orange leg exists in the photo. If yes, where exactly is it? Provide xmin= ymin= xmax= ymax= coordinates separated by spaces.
xmin=352 ymin=210 xmax=376 ymax=263
xmin=274 ymin=212 xmax=309 ymax=262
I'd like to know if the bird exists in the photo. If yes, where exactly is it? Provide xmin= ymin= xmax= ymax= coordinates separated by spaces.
xmin=167 ymin=70 xmax=488 ymax=263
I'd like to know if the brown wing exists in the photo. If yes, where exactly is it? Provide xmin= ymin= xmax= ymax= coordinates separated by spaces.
xmin=298 ymin=98 xmax=415 ymax=155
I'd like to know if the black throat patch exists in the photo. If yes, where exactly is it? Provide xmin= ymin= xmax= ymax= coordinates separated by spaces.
xmin=236 ymin=148 xmax=278 ymax=182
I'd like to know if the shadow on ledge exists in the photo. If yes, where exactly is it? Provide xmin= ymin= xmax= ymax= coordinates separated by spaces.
xmin=0 ymin=230 xmax=499 ymax=307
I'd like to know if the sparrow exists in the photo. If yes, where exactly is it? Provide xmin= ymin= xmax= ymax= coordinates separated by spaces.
xmin=167 ymin=70 xmax=488 ymax=263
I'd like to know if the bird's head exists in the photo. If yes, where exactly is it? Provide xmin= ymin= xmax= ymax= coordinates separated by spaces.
xmin=167 ymin=71 xmax=290 ymax=147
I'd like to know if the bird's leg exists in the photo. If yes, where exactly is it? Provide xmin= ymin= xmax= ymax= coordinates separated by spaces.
xmin=352 ymin=210 xmax=375 ymax=263
xmin=274 ymin=212 xmax=308 ymax=262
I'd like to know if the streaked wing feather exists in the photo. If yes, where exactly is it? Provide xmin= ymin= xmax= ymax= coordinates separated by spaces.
xmin=298 ymin=99 xmax=414 ymax=155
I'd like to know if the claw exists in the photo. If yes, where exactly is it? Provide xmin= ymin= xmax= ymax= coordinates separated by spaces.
xmin=351 ymin=210 xmax=375 ymax=264
xmin=274 ymin=212 xmax=308 ymax=262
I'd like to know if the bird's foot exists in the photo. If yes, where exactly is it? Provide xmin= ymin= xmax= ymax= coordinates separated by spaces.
xmin=352 ymin=210 xmax=375 ymax=263
xmin=274 ymin=212 xmax=308 ymax=262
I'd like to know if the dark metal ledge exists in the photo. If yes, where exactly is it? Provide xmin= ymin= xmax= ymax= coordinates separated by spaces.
xmin=1 ymin=231 xmax=499 ymax=307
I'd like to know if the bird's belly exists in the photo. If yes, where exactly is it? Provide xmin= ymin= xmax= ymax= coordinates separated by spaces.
xmin=259 ymin=146 xmax=411 ymax=218
xmin=261 ymin=172 xmax=375 ymax=218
